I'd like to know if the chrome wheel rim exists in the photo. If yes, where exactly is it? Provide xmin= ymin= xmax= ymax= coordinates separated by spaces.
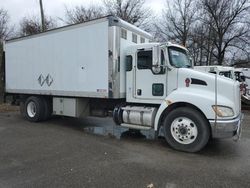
xmin=170 ymin=117 xmax=198 ymax=145
xmin=27 ymin=101 xmax=37 ymax=118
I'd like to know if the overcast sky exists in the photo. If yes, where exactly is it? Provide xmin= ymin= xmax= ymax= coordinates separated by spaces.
xmin=2 ymin=0 xmax=165 ymax=26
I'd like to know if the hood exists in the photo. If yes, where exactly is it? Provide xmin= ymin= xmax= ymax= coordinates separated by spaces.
xmin=177 ymin=68 xmax=217 ymax=92
xmin=177 ymin=68 xmax=240 ymax=119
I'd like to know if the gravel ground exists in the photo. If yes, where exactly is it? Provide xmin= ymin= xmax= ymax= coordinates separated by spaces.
xmin=0 ymin=103 xmax=19 ymax=113
xmin=0 ymin=109 xmax=249 ymax=188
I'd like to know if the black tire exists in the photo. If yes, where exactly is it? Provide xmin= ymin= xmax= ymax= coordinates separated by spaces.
xmin=163 ymin=107 xmax=210 ymax=152
xmin=24 ymin=96 xmax=45 ymax=122
xmin=113 ymin=104 xmax=125 ymax=125
xmin=41 ymin=97 xmax=52 ymax=121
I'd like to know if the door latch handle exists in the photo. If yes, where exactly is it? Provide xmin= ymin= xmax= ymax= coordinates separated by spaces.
xmin=137 ymin=89 xmax=142 ymax=96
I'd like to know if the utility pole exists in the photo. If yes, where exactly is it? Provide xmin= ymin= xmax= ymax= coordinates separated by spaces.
xmin=39 ymin=0 xmax=46 ymax=32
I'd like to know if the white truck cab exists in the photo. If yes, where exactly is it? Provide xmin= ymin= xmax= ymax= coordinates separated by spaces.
xmin=113 ymin=42 xmax=242 ymax=152
xmin=4 ymin=16 xmax=242 ymax=152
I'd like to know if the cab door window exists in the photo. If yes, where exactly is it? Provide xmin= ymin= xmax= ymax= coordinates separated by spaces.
xmin=137 ymin=49 xmax=165 ymax=74
xmin=137 ymin=50 xmax=152 ymax=70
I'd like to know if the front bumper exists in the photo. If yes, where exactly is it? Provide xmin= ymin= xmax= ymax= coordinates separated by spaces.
xmin=209 ymin=113 xmax=243 ymax=140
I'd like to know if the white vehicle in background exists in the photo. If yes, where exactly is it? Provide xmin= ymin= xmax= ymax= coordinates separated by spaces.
xmin=194 ymin=66 xmax=244 ymax=81
xmin=240 ymin=68 xmax=250 ymax=87
xmin=235 ymin=68 xmax=250 ymax=104
xmin=3 ymin=16 xmax=242 ymax=152
xmin=194 ymin=66 xmax=249 ymax=100
xmin=235 ymin=68 xmax=250 ymax=92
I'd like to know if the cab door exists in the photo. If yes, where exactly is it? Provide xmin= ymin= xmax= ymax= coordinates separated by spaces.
xmin=134 ymin=48 xmax=166 ymax=101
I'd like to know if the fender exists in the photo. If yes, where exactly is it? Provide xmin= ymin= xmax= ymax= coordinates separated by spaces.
xmin=154 ymin=87 xmax=234 ymax=131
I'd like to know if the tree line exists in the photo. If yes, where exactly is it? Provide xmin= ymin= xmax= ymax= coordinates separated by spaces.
xmin=0 ymin=0 xmax=250 ymax=67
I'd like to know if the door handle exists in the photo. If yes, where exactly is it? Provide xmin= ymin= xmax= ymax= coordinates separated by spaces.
xmin=137 ymin=89 xmax=142 ymax=96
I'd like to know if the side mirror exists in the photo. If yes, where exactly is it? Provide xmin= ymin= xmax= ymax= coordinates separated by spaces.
xmin=240 ymin=75 xmax=246 ymax=82
xmin=152 ymin=46 xmax=161 ymax=74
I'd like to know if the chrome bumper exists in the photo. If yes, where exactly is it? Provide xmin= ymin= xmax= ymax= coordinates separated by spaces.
xmin=209 ymin=113 xmax=243 ymax=140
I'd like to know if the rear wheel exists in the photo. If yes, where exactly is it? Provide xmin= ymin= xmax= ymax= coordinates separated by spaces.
xmin=24 ymin=96 xmax=45 ymax=122
xmin=163 ymin=107 xmax=210 ymax=152
xmin=41 ymin=97 xmax=52 ymax=121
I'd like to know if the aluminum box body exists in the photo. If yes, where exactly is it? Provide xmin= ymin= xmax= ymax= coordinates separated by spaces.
xmin=4 ymin=16 xmax=152 ymax=99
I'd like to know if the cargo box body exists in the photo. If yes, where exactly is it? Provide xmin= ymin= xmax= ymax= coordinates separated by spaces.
xmin=4 ymin=16 xmax=152 ymax=99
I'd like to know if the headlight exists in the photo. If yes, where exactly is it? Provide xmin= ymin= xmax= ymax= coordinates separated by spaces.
xmin=212 ymin=105 xmax=234 ymax=117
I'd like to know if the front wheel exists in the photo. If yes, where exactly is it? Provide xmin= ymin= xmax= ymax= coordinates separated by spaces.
xmin=163 ymin=107 xmax=210 ymax=152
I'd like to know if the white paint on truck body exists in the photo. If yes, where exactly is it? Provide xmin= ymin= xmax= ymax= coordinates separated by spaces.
xmin=5 ymin=16 xmax=152 ymax=99
xmin=6 ymin=20 xmax=109 ymax=97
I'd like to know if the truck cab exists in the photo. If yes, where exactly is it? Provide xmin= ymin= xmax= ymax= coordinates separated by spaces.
xmin=125 ymin=42 xmax=190 ymax=103
xmin=113 ymin=42 xmax=242 ymax=152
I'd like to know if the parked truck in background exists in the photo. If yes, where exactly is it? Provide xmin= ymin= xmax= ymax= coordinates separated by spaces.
xmin=194 ymin=66 xmax=250 ymax=104
xmin=194 ymin=66 xmax=246 ymax=83
xmin=3 ymin=16 xmax=242 ymax=152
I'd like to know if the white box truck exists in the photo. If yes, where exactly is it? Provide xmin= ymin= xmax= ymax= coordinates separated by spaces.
xmin=3 ymin=16 xmax=243 ymax=152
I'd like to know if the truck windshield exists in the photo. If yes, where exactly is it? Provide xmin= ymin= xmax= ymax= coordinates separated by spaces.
xmin=168 ymin=47 xmax=191 ymax=68
xmin=219 ymin=71 xmax=232 ymax=78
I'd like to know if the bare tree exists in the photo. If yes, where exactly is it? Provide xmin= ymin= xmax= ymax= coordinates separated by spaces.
xmin=19 ymin=0 xmax=57 ymax=36
xmin=201 ymin=0 xmax=250 ymax=65
xmin=103 ymin=0 xmax=151 ymax=27
xmin=188 ymin=24 xmax=206 ymax=65
xmin=0 ymin=9 xmax=11 ymax=42
xmin=157 ymin=0 xmax=198 ymax=46
xmin=64 ymin=5 xmax=105 ymax=24
xmin=188 ymin=12 xmax=217 ymax=66
xmin=19 ymin=16 xmax=56 ymax=36
xmin=0 ymin=8 xmax=11 ymax=103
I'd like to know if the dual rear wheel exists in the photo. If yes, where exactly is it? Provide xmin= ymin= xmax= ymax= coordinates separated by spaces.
xmin=21 ymin=96 xmax=52 ymax=122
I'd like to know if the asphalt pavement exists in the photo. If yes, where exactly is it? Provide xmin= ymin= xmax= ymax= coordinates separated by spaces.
xmin=0 ymin=110 xmax=250 ymax=188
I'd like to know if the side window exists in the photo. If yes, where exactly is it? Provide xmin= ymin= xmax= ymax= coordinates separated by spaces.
xmin=121 ymin=29 xmax=127 ymax=39
xmin=152 ymin=83 xmax=164 ymax=96
xmin=209 ymin=71 xmax=216 ymax=74
xmin=132 ymin=33 xmax=137 ymax=43
xmin=140 ymin=37 xmax=145 ymax=43
xmin=159 ymin=50 xmax=166 ymax=74
xmin=219 ymin=71 xmax=231 ymax=78
xmin=126 ymin=55 xmax=133 ymax=71
xmin=137 ymin=50 xmax=152 ymax=70
xmin=161 ymin=50 xmax=165 ymax=66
